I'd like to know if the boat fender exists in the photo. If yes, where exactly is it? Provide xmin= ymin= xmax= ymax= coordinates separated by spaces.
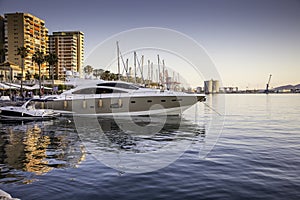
xmin=118 ymin=99 xmax=122 ymax=107
xmin=98 ymin=99 xmax=103 ymax=108
xmin=83 ymin=100 xmax=87 ymax=108
xmin=64 ymin=100 xmax=68 ymax=109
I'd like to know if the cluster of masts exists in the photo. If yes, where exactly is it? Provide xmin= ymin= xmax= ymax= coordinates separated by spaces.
xmin=116 ymin=42 xmax=181 ymax=90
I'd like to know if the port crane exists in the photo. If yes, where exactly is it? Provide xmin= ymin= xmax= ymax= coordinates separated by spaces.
xmin=265 ymin=74 xmax=272 ymax=94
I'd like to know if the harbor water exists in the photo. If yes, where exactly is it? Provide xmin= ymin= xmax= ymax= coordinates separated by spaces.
xmin=0 ymin=94 xmax=300 ymax=200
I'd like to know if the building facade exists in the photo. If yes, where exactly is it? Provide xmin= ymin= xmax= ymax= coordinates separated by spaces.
xmin=0 ymin=61 xmax=21 ymax=82
xmin=49 ymin=31 xmax=84 ymax=80
xmin=0 ymin=16 xmax=5 ymax=63
xmin=4 ymin=12 xmax=48 ymax=78
xmin=204 ymin=79 xmax=220 ymax=94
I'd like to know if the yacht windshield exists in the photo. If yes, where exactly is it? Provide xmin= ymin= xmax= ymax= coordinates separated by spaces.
xmin=96 ymin=82 xmax=139 ymax=90
xmin=72 ymin=87 xmax=128 ymax=94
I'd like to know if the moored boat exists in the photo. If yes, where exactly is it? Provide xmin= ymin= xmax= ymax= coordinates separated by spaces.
xmin=40 ymin=80 xmax=205 ymax=117
xmin=0 ymin=99 xmax=60 ymax=121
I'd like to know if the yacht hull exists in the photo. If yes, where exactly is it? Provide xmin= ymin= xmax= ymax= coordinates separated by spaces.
xmin=40 ymin=94 xmax=205 ymax=117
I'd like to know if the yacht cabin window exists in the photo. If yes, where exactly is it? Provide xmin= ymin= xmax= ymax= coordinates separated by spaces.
xmin=72 ymin=87 xmax=127 ymax=94
xmin=96 ymin=82 xmax=139 ymax=90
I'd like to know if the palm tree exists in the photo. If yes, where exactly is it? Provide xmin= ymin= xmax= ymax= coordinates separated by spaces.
xmin=0 ymin=47 xmax=7 ymax=63
xmin=32 ymin=51 xmax=45 ymax=96
xmin=45 ymin=53 xmax=58 ymax=94
xmin=17 ymin=46 xmax=28 ymax=98
xmin=25 ymin=70 xmax=32 ymax=80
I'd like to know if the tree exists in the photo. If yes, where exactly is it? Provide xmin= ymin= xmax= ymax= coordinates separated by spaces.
xmin=25 ymin=70 xmax=31 ymax=80
xmin=45 ymin=53 xmax=58 ymax=78
xmin=45 ymin=53 xmax=58 ymax=94
xmin=33 ymin=73 xmax=39 ymax=80
xmin=84 ymin=65 xmax=93 ymax=74
xmin=110 ymin=73 xmax=118 ymax=81
xmin=93 ymin=69 xmax=104 ymax=79
xmin=101 ymin=70 xmax=110 ymax=80
xmin=32 ymin=51 xmax=45 ymax=96
xmin=17 ymin=46 xmax=28 ymax=98
xmin=0 ymin=47 xmax=7 ymax=63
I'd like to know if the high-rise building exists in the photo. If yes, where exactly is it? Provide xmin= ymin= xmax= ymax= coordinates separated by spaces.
xmin=49 ymin=31 xmax=84 ymax=80
xmin=4 ymin=12 xmax=49 ymax=77
xmin=204 ymin=79 xmax=220 ymax=94
xmin=0 ymin=16 xmax=5 ymax=63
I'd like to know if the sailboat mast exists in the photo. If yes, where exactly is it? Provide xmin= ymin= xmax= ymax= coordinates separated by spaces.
xmin=151 ymin=62 xmax=153 ymax=84
xmin=126 ymin=58 xmax=129 ymax=81
xmin=162 ymin=59 xmax=165 ymax=88
xmin=141 ymin=55 xmax=144 ymax=83
xmin=148 ymin=60 xmax=150 ymax=85
xmin=117 ymin=41 xmax=120 ymax=80
xmin=134 ymin=51 xmax=137 ymax=84
xmin=157 ymin=55 xmax=160 ymax=86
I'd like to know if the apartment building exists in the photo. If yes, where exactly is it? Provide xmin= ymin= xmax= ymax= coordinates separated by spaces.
xmin=49 ymin=31 xmax=84 ymax=79
xmin=4 ymin=12 xmax=48 ymax=77
xmin=0 ymin=16 xmax=5 ymax=63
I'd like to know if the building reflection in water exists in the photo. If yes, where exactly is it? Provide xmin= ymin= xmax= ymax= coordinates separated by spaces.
xmin=5 ymin=124 xmax=51 ymax=175
xmin=0 ymin=120 xmax=86 ymax=183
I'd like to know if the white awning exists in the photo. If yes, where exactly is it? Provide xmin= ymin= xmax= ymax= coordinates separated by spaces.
xmin=0 ymin=83 xmax=19 ymax=89
xmin=4 ymin=82 xmax=34 ymax=90
xmin=31 ymin=84 xmax=52 ymax=90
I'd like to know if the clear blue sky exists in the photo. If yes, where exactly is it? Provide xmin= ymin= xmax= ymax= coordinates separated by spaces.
xmin=1 ymin=0 xmax=299 ymax=89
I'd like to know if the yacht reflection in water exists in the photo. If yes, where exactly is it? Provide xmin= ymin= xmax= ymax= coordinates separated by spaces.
xmin=75 ymin=115 xmax=205 ymax=173
xmin=0 ymin=119 xmax=86 ymax=184
xmin=0 ymin=115 xmax=205 ymax=181
xmin=87 ymin=116 xmax=206 ymax=152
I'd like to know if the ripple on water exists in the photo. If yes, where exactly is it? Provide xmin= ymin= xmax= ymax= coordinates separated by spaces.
xmin=1 ymin=95 xmax=300 ymax=200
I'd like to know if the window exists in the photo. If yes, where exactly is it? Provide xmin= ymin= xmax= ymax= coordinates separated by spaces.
xmin=96 ymin=88 xmax=127 ymax=94
xmin=72 ymin=88 xmax=96 ymax=94
xmin=97 ymin=82 xmax=139 ymax=90
xmin=72 ymin=87 xmax=127 ymax=94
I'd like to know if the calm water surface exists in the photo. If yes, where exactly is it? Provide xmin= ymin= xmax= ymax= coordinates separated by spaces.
xmin=0 ymin=94 xmax=300 ymax=200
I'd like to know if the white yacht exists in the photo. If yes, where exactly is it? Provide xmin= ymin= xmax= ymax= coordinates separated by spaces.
xmin=41 ymin=80 xmax=205 ymax=117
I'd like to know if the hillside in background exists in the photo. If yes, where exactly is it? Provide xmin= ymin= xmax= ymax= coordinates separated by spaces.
xmin=274 ymin=84 xmax=300 ymax=91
